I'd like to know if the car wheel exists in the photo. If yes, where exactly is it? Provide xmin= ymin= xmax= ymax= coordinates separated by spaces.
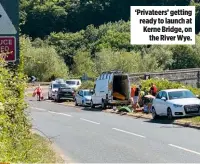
xmin=101 ymin=100 xmax=106 ymax=109
xmin=75 ymin=99 xmax=78 ymax=106
xmin=151 ymin=107 xmax=158 ymax=119
xmin=57 ymin=97 xmax=60 ymax=102
xmin=48 ymin=93 xmax=51 ymax=100
xmin=82 ymin=100 xmax=85 ymax=106
xmin=167 ymin=108 xmax=173 ymax=120
xmin=91 ymin=100 xmax=95 ymax=108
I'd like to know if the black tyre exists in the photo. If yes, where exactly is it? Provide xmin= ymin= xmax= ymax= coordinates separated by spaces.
xmin=152 ymin=107 xmax=158 ymax=119
xmin=101 ymin=100 xmax=107 ymax=109
xmin=75 ymin=99 xmax=78 ymax=106
xmin=167 ymin=108 xmax=173 ymax=120
xmin=48 ymin=93 xmax=50 ymax=100
xmin=91 ymin=100 xmax=95 ymax=108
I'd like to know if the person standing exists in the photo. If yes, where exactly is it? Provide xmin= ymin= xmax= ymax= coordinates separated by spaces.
xmin=133 ymin=85 xmax=141 ymax=110
xmin=33 ymin=84 xmax=43 ymax=101
xmin=150 ymin=83 xmax=157 ymax=96
xmin=131 ymin=85 xmax=136 ymax=107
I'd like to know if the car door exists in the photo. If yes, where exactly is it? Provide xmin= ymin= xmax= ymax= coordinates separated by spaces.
xmin=76 ymin=91 xmax=81 ymax=104
xmin=79 ymin=91 xmax=84 ymax=104
xmin=153 ymin=91 xmax=163 ymax=115
xmin=77 ymin=91 xmax=83 ymax=104
xmin=160 ymin=91 xmax=168 ymax=116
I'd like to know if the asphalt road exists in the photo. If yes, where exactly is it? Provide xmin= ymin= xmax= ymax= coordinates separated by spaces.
xmin=27 ymin=96 xmax=200 ymax=163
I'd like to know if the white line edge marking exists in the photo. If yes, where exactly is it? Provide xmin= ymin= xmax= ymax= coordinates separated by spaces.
xmin=48 ymin=111 xmax=72 ymax=117
xmin=112 ymin=128 xmax=146 ymax=138
xmin=169 ymin=144 xmax=200 ymax=156
xmin=80 ymin=118 xmax=100 ymax=125
xmin=31 ymin=107 xmax=46 ymax=111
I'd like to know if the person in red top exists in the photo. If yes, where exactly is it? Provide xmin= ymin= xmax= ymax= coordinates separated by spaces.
xmin=33 ymin=84 xmax=43 ymax=101
xmin=150 ymin=83 xmax=157 ymax=96
xmin=131 ymin=86 xmax=135 ymax=106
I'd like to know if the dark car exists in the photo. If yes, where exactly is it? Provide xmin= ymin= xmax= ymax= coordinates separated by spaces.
xmin=54 ymin=86 xmax=75 ymax=102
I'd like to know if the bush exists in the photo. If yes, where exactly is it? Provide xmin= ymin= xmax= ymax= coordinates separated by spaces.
xmin=139 ymin=78 xmax=200 ymax=95
xmin=79 ymin=81 xmax=95 ymax=90
xmin=0 ymin=55 xmax=32 ymax=161
xmin=21 ymin=36 xmax=69 ymax=81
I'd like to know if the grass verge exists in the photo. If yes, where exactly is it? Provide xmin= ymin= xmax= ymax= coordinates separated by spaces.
xmin=176 ymin=116 xmax=200 ymax=125
xmin=24 ymin=133 xmax=65 ymax=163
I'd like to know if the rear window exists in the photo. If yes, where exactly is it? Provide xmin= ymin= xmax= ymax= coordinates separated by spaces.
xmin=66 ymin=81 xmax=76 ymax=85
xmin=53 ymin=83 xmax=67 ymax=88
xmin=84 ymin=91 xmax=92 ymax=96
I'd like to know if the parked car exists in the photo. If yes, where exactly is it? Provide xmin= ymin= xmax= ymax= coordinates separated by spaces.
xmin=54 ymin=86 xmax=75 ymax=102
xmin=152 ymin=89 xmax=200 ymax=120
xmin=90 ymin=70 xmax=131 ymax=109
xmin=75 ymin=89 xmax=93 ymax=106
xmin=66 ymin=79 xmax=81 ymax=91
xmin=48 ymin=81 xmax=70 ymax=100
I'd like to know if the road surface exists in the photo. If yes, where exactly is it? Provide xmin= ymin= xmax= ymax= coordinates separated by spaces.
xmin=27 ymin=97 xmax=200 ymax=163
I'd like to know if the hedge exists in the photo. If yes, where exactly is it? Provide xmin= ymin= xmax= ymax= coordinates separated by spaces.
xmin=0 ymin=59 xmax=31 ymax=162
xmin=139 ymin=78 xmax=200 ymax=96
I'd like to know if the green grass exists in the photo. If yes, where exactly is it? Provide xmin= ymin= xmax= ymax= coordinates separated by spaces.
xmin=177 ymin=116 xmax=200 ymax=125
xmin=24 ymin=133 xmax=65 ymax=163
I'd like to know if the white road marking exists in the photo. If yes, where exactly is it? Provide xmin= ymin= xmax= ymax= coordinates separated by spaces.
xmin=31 ymin=107 xmax=46 ymax=111
xmin=80 ymin=118 xmax=100 ymax=125
xmin=112 ymin=128 xmax=146 ymax=138
xmin=169 ymin=144 xmax=200 ymax=156
xmin=48 ymin=111 xmax=72 ymax=117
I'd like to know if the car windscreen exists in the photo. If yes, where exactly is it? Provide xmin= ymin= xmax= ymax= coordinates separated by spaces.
xmin=84 ymin=91 xmax=92 ymax=96
xmin=168 ymin=90 xmax=196 ymax=100
xmin=66 ymin=81 xmax=76 ymax=85
xmin=53 ymin=83 xmax=67 ymax=88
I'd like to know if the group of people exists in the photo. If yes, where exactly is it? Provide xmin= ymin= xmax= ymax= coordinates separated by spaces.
xmin=131 ymin=83 xmax=157 ymax=110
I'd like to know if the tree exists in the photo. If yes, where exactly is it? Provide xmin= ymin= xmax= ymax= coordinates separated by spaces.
xmin=21 ymin=36 xmax=69 ymax=81
xmin=72 ymin=51 xmax=97 ymax=77
xmin=171 ymin=45 xmax=200 ymax=69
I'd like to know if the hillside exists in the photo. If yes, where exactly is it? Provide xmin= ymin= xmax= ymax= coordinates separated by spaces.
xmin=19 ymin=0 xmax=200 ymax=81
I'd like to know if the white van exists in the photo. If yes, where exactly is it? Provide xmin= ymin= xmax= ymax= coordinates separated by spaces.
xmin=66 ymin=79 xmax=81 ymax=90
xmin=91 ymin=71 xmax=131 ymax=109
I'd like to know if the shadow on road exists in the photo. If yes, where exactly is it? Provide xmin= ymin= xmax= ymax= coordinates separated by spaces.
xmin=81 ymin=106 xmax=103 ymax=112
xmin=144 ymin=117 xmax=174 ymax=124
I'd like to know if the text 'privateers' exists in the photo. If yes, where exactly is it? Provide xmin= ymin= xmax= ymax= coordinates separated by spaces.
xmin=130 ymin=6 xmax=195 ymax=45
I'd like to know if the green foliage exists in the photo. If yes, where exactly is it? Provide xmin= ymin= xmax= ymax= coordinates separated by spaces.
xmin=170 ymin=45 xmax=200 ymax=69
xmin=19 ymin=1 xmax=200 ymax=79
xmin=20 ymin=0 xmax=199 ymax=38
xmin=140 ymin=78 xmax=200 ymax=96
xmin=21 ymin=36 xmax=69 ymax=81
xmin=79 ymin=81 xmax=95 ymax=90
xmin=72 ymin=51 xmax=97 ymax=78
xmin=0 ymin=51 xmax=31 ymax=161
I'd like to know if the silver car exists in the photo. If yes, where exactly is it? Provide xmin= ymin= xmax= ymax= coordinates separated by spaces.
xmin=48 ymin=81 xmax=70 ymax=100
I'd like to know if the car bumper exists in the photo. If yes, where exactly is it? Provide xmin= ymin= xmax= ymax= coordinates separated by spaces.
xmin=83 ymin=100 xmax=91 ymax=105
xmin=58 ymin=94 xmax=74 ymax=99
xmin=172 ymin=107 xmax=200 ymax=117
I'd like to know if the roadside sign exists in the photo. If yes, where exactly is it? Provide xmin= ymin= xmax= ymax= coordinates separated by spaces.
xmin=0 ymin=4 xmax=17 ymax=34
xmin=0 ymin=37 xmax=16 ymax=61
xmin=0 ymin=0 xmax=19 ymax=63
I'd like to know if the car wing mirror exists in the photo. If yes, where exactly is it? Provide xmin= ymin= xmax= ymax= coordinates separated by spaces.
xmin=161 ymin=97 xmax=166 ymax=101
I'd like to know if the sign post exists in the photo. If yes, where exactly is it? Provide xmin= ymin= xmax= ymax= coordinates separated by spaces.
xmin=0 ymin=0 xmax=19 ymax=63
